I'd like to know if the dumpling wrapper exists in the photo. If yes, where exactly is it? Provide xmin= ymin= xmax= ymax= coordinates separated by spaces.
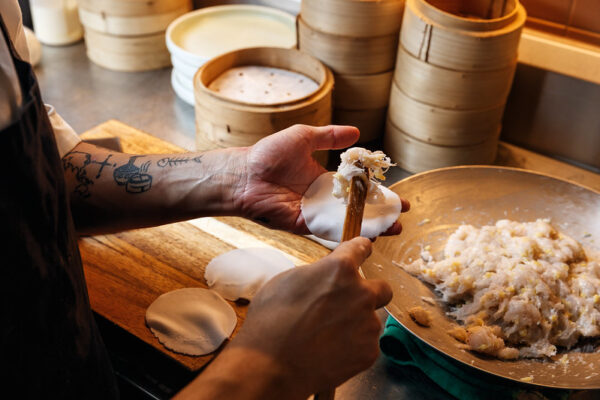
xmin=205 ymin=248 xmax=294 ymax=301
xmin=145 ymin=288 xmax=237 ymax=356
xmin=301 ymin=171 xmax=402 ymax=242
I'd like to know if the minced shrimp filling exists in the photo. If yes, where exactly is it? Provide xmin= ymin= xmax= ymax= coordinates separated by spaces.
xmin=402 ymin=219 xmax=600 ymax=358
xmin=332 ymin=147 xmax=395 ymax=204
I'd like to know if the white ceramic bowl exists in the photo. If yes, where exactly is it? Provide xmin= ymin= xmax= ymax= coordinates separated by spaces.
xmin=171 ymin=69 xmax=195 ymax=105
xmin=257 ymin=0 xmax=301 ymax=15
xmin=166 ymin=5 xmax=297 ymax=104
xmin=166 ymin=5 xmax=296 ymax=66
xmin=171 ymin=53 xmax=201 ymax=82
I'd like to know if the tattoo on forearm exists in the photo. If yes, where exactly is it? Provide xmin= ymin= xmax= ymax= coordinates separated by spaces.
xmin=63 ymin=151 xmax=117 ymax=198
xmin=63 ymin=151 xmax=153 ymax=196
xmin=113 ymin=156 xmax=153 ymax=193
xmin=157 ymin=155 xmax=203 ymax=168
xmin=63 ymin=152 xmax=200 ymax=197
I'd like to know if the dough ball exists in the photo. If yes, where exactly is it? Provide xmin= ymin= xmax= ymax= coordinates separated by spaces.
xmin=146 ymin=288 xmax=237 ymax=356
xmin=301 ymin=172 xmax=402 ymax=242
xmin=205 ymin=248 xmax=294 ymax=301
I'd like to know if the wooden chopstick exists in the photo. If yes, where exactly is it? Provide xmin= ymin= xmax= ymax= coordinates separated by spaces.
xmin=315 ymin=166 xmax=370 ymax=400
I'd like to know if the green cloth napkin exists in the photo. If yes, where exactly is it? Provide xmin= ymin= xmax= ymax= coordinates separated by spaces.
xmin=380 ymin=316 xmax=571 ymax=400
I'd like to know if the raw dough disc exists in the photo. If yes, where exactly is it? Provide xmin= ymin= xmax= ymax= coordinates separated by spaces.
xmin=301 ymin=172 xmax=402 ymax=242
xmin=205 ymin=247 xmax=294 ymax=301
xmin=145 ymin=288 xmax=237 ymax=356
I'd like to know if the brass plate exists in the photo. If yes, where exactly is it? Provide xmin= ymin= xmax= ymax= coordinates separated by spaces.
xmin=362 ymin=166 xmax=600 ymax=389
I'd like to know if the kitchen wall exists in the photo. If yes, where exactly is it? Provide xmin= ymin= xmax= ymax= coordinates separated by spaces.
xmin=520 ymin=0 xmax=600 ymax=46
xmin=502 ymin=63 xmax=600 ymax=172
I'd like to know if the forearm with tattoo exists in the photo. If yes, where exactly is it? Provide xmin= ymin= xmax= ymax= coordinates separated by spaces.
xmin=62 ymin=142 xmax=244 ymax=235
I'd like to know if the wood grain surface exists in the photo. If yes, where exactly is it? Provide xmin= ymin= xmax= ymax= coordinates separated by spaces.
xmin=79 ymin=120 xmax=330 ymax=372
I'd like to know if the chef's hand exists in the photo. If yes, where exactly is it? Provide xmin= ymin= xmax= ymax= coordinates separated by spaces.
xmin=235 ymin=124 xmax=409 ymax=235
xmin=175 ymin=238 xmax=391 ymax=400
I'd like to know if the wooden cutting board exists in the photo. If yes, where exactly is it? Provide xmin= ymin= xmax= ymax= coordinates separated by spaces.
xmin=79 ymin=120 xmax=330 ymax=372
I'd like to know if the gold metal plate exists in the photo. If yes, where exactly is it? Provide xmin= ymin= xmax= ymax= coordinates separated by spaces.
xmin=362 ymin=166 xmax=600 ymax=389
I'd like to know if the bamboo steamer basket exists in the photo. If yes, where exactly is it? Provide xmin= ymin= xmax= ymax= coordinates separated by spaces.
xmin=394 ymin=46 xmax=515 ymax=110
xmin=194 ymin=47 xmax=333 ymax=153
xmin=77 ymin=0 xmax=190 ymax=17
xmin=388 ymin=81 xmax=504 ymax=146
xmin=84 ymin=29 xmax=170 ymax=72
xmin=333 ymin=107 xmax=387 ymax=143
xmin=297 ymin=16 xmax=398 ymax=75
xmin=333 ymin=71 xmax=393 ymax=110
xmin=385 ymin=119 xmax=500 ymax=173
xmin=401 ymin=0 xmax=526 ymax=71
xmin=301 ymin=0 xmax=405 ymax=38
xmin=78 ymin=1 xmax=191 ymax=35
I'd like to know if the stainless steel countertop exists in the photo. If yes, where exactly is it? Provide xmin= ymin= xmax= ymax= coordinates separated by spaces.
xmin=36 ymin=41 xmax=592 ymax=400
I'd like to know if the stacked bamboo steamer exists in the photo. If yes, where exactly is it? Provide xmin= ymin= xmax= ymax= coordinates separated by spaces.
xmin=385 ymin=0 xmax=526 ymax=173
xmin=194 ymin=47 xmax=333 ymax=165
xmin=77 ymin=0 xmax=192 ymax=71
xmin=298 ymin=0 xmax=405 ymax=143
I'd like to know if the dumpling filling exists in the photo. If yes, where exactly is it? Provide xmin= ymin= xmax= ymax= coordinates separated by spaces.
xmin=401 ymin=219 xmax=600 ymax=359
xmin=332 ymin=147 xmax=395 ymax=204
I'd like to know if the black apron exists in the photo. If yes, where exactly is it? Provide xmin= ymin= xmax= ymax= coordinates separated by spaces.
xmin=0 ymin=16 xmax=118 ymax=399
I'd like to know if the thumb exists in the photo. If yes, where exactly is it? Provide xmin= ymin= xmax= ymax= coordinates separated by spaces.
xmin=299 ymin=125 xmax=360 ymax=151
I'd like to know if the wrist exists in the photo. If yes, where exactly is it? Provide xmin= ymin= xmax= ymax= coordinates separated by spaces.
xmin=174 ymin=146 xmax=248 ymax=218
xmin=176 ymin=345 xmax=306 ymax=400
xmin=210 ymin=146 xmax=249 ymax=217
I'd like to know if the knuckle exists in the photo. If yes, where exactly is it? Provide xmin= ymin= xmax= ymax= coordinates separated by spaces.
xmin=291 ymin=123 xmax=310 ymax=134
xmin=335 ymin=253 xmax=356 ymax=273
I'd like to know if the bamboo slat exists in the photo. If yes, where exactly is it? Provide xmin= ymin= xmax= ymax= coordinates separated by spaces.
xmin=333 ymin=71 xmax=393 ymax=110
xmin=400 ymin=0 xmax=526 ymax=71
xmin=301 ymin=0 xmax=405 ymax=37
xmin=78 ymin=3 xmax=191 ymax=35
xmin=77 ymin=0 xmax=190 ymax=17
xmin=388 ymin=81 xmax=504 ymax=146
xmin=297 ymin=16 xmax=399 ymax=75
xmin=384 ymin=118 xmax=500 ymax=173
xmin=394 ymin=46 xmax=515 ymax=110
xmin=84 ymin=29 xmax=171 ymax=72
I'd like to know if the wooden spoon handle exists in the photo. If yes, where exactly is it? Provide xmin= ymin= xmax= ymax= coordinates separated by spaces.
xmin=315 ymin=173 xmax=369 ymax=400
xmin=341 ymin=174 xmax=368 ymax=241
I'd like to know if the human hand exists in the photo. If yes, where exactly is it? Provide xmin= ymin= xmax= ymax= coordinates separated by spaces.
xmin=228 ymin=237 xmax=391 ymax=397
xmin=235 ymin=124 xmax=409 ymax=235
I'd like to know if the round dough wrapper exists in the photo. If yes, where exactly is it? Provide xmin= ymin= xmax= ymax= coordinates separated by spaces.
xmin=301 ymin=172 xmax=402 ymax=242
xmin=205 ymin=248 xmax=294 ymax=301
xmin=145 ymin=288 xmax=237 ymax=356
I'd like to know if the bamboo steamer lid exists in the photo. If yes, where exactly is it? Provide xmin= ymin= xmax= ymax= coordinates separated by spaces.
xmin=194 ymin=47 xmax=333 ymax=151
xmin=401 ymin=0 xmax=526 ymax=71
xmin=78 ymin=2 xmax=191 ymax=35
xmin=297 ymin=16 xmax=399 ymax=75
xmin=77 ymin=0 xmax=190 ymax=17
xmin=388 ymin=81 xmax=504 ymax=146
xmin=333 ymin=71 xmax=393 ymax=110
xmin=333 ymin=107 xmax=387 ymax=143
xmin=301 ymin=0 xmax=405 ymax=38
xmin=84 ymin=29 xmax=171 ymax=72
xmin=394 ymin=46 xmax=515 ymax=110
xmin=384 ymin=118 xmax=500 ymax=173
